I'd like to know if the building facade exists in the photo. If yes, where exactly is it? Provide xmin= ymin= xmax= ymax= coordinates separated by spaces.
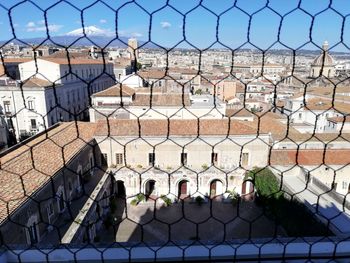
xmin=0 ymin=58 xmax=115 ymax=140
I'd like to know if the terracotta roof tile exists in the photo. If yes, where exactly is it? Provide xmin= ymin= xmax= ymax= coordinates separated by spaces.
xmin=40 ymin=58 xmax=111 ymax=65
xmin=22 ymin=78 xmax=54 ymax=87
xmin=133 ymin=93 xmax=191 ymax=107
xmin=270 ymin=149 xmax=350 ymax=166
xmin=93 ymin=84 xmax=135 ymax=97
xmin=327 ymin=116 xmax=350 ymax=123
xmin=0 ymin=122 xmax=96 ymax=223
xmin=94 ymin=119 xmax=262 ymax=137
xmin=2 ymin=58 xmax=32 ymax=63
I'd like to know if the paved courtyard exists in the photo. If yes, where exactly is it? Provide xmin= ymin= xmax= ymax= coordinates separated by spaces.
xmin=100 ymin=198 xmax=286 ymax=243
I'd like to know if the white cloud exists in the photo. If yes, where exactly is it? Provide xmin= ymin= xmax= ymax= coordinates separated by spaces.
xmin=26 ymin=24 xmax=63 ymax=32
xmin=26 ymin=21 xmax=36 ymax=27
xmin=160 ymin=21 xmax=171 ymax=29
xmin=99 ymin=19 xmax=107 ymax=24
xmin=37 ymin=20 xmax=45 ymax=25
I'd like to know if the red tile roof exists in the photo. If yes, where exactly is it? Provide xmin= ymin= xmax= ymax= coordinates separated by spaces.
xmin=0 ymin=122 xmax=96 ymax=223
xmin=93 ymin=84 xmax=135 ymax=97
xmin=94 ymin=119 xmax=262 ymax=137
xmin=270 ymin=149 xmax=350 ymax=166
xmin=40 ymin=58 xmax=111 ymax=65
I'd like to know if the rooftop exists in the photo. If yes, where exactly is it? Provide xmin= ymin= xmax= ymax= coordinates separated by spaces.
xmin=270 ymin=149 xmax=350 ymax=166
xmin=93 ymin=84 xmax=135 ymax=97
xmin=0 ymin=122 xmax=96 ymax=223
xmin=36 ymin=57 xmax=111 ymax=65
xmin=94 ymin=119 xmax=263 ymax=137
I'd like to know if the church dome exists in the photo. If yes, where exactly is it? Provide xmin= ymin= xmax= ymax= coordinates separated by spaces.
xmin=311 ymin=41 xmax=334 ymax=66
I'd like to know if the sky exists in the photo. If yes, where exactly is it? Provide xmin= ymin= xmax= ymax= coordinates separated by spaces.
xmin=0 ymin=0 xmax=350 ymax=51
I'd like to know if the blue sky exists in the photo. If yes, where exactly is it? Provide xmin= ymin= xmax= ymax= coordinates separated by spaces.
xmin=0 ymin=0 xmax=350 ymax=51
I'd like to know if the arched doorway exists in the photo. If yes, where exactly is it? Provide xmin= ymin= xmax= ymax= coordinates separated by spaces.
xmin=116 ymin=180 xmax=126 ymax=197
xmin=145 ymin=180 xmax=156 ymax=199
xmin=210 ymin=179 xmax=223 ymax=198
xmin=241 ymin=180 xmax=254 ymax=201
xmin=178 ymin=180 xmax=189 ymax=199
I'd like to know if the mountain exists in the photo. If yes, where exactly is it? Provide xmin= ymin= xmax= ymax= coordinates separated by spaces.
xmin=0 ymin=26 xmax=156 ymax=48
xmin=66 ymin=26 xmax=114 ymax=37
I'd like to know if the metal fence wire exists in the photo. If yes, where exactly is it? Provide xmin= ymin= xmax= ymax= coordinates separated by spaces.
xmin=0 ymin=0 xmax=350 ymax=262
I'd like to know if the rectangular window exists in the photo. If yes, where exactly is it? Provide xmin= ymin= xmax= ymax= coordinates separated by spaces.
xmin=181 ymin=153 xmax=187 ymax=165
xmin=3 ymin=101 xmax=11 ymax=113
xmin=28 ymin=100 xmax=34 ymax=110
xmin=149 ymin=153 xmax=155 ymax=166
xmin=242 ymin=153 xmax=249 ymax=166
xmin=343 ymin=181 xmax=348 ymax=190
xmin=116 ymin=153 xmax=123 ymax=165
xmin=212 ymin=153 xmax=218 ymax=165
xmin=30 ymin=119 xmax=37 ymax=129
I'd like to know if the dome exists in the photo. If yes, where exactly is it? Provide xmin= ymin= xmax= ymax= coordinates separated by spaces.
xmin=311 ymin=41 xmax=334 ymax=66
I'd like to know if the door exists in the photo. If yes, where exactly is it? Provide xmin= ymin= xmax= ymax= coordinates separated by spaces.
xmin=180 ymin=181 xmax=187 ymax=195
xmin=210 ymin=181 xmax=216 ymax=197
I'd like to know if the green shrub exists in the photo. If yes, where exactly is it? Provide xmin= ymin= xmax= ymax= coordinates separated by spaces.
xmin=160 ymin=195 xmax=172 ymax=206
xmin=247 ymin=167 xmax=331 ymax=237
xmin=136 ymin=193 xmax=145 ymax=202
xmin=226 ymin=189 xmax=240 ymax=205
xmin=130 ymin=199 xmax=138 ymax=206
xmin=130 ymin=193 xmax=145 ymax=206
xmin=195 ymin=89 xmax=202 ymax=95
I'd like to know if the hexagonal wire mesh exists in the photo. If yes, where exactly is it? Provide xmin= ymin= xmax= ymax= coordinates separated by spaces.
xmin=0 ymin=0 xmax=350 ymax=262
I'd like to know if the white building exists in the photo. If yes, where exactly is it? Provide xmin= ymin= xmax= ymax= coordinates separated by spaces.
xmin=283 ymin=94 xmax=350 ymax=133
xmin=95 ymin=118 xmax=269 ymax=199
xmin=89 ymin=85 xmax=226 ymax=122
xmin=0 ymin=58 xmax=115 ymax=140
xmin=0 ymin=114 xmax=8 ymax=151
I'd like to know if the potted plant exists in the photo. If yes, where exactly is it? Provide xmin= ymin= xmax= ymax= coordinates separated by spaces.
xmin=130 ymin=193 xmax=145 ymax=206
xmin=226 ymin=189 xmax=240 ymax=205
xmin=160 ymin=195 xmax=172 ymax=207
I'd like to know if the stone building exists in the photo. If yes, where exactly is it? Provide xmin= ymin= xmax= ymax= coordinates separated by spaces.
xmin=94 ymin=118 xmax=270 ymax=199
xmin=0 ymin=57 xmax=115 ymax=140
xmin=1 ymin=114 xmax=350 ymax=246
xmin=309 ymin=41 xmax=335 ymax=79
xmin=0 ymin=122 xmax=104 ymax=245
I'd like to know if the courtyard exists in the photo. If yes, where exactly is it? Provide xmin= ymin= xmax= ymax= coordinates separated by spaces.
xmin=99 ymin=197 xmax=286 ymax=244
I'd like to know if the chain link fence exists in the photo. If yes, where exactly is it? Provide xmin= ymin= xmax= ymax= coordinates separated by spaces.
xmin=0 ymin=0 xmax=350 ymax=262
